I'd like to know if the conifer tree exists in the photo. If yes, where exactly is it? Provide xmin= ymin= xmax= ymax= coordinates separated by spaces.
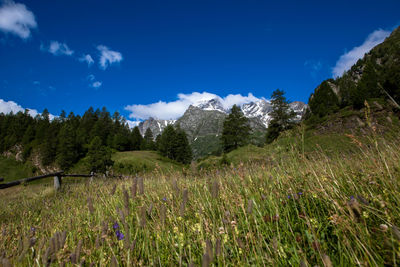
xmin=56 ymin=123 xmax=79 ymax=170
xmin=221 ymin=104 xmax=250 ymax=152
xmin=174 ymin=127 xmax=192 ymax=164
xmin=265 ymin=89 xmax=295 ymax=144
xmin=158 ymin=125 xmax=176 ymax=159
xmin=131 ymin=126 xmax=143 ymax=150
xmin=141 ymin=128 xmax=156 ymax=150
xmin=87 ymin=136 xmax=113 ymax=173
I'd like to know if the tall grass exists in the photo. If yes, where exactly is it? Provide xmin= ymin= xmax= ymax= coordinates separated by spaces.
xmin=0 ymin=136 xmax=399 ymax=266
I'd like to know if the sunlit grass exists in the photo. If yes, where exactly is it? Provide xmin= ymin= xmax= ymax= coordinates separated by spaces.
xmin=1 ymin=135 xmax=400 ymax=266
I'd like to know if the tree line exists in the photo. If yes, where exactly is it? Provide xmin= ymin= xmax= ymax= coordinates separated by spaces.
xmin=220 ymin=89 xmax=296 ymax=153
xmin=0 ymin=106 xmax=194 ymax=172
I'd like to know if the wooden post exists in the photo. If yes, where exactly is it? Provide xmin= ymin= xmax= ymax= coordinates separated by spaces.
xmin=54 ymin=174 xmax=62 ymax=191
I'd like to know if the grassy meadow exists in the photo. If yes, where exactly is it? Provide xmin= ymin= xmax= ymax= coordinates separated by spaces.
xmin=1 ymin=130 xmax=400 ymax=266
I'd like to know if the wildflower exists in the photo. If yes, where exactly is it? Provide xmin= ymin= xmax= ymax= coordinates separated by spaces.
xmin=379 ymin=224 xmax=388 ymax=232
xmin=362 ymin=211 xmax=369 ymax=219
xmin=287 ymin=195 xmax=291 ymax=199
xmin=298 ymin=192 xmax=303 ymax=196
xmin=230 ymin=220 xmax=237 ymax=227
xmin=162 ymin=197 xmax=167 ymax=202
xmin=218 ymin=227 xmax=225 ymax=234
xmin=115 ymin=230 xmax=124 ymax=240
xmin=113 ymin=222 xmax=120 ymax=230
xmin=30 ymin=226 xmax=36 ymax=234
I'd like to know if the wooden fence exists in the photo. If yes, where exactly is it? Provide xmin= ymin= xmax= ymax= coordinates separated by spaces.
xmin=0 ymin=171 xmax=94 ymax=191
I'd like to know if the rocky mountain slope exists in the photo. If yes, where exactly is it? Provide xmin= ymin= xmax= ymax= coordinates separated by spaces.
xmin=138 ymin=98 xmax=307 ymax=142
xmin=307 ymin=26 xmax=400 ymax=120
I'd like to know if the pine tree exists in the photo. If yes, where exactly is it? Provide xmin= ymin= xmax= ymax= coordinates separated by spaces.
xmin=308 ymin=81 xmax=339 ymax=118
xmin=174 ymin=127 xmax=192 ymax=164
xmin=131 ymin=127 xmax=143 ymax=150
xmin=87 ymin=136 xmax=113 ymax=173
xmin=56 ymin=123 xmax=79 ymax=170
xmin=221 ymin=105 xmax=250 ymax=152
xmin=158 ymin=125 xmax=176 ymax=159
xmin=265 ymin=89 xmax=295 ymax=144
xmin=141 ymin=128 xmax=156 ymax=150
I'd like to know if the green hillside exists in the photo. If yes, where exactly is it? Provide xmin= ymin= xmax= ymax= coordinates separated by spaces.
xmin=0 ymin=156 xmax=37 ymax=182
xmin=112 ymin=150 xmax=183 ymax=174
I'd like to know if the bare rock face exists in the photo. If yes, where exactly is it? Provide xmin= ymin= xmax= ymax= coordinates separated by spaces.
xmin=138 ymin=98 xmax=307 ymax=141
xmin=138 ymin=117 xmax=175 ymax=138
xmin=176 ymin=105 xmax=227 ymax=142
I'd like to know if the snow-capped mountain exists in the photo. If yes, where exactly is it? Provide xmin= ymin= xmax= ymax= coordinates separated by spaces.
xmin=193 ymin=98 xmax=226 ymax=113
xmin=241 ymin=99 xmax=273 ymax=127
xmin=138 ymin=117 xmax=175 ymax=138
xmin=137 ymin=98 xmax=307 ymax=140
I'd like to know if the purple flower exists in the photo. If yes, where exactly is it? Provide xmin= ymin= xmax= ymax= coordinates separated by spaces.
xmin=113 ymin=222 xmax=119 ymax=230
xmin=162 ymin=197 xmax=167 ymax=202
xmin=287 ymin=195 xmax=291 ymax=199
xmin=116 ymin=230 xmax=124 ymax=240
xmin=350 ymin=196 xmax=355 ymax=200
xmin=30 ymin=226 xmax=36 ymax=233
xmin=298 ymin=192 xmax=303 ymax=195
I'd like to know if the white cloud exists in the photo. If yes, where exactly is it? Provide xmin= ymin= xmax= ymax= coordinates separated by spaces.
xmin=41 ymin=41 xmax=74 ymax=56
xmin=0 ymin=98 xmax=38 ymax=117
xmin=125 ymin=92 xmax=261 ymax=120
xmin=0 ymin=0 xmax=37 ymax=39
xmin=91 ymin=81 xmax=102 ymax=89
xmin=87 ymin=74 xmax=102 ymax=89
xmin=97 ymin=45 xmax=123 ymax=69
xmin=332 ymin=29 xmax=390 ymax=78
xmin=0 ymin=98 xmax=58 ymax=119
xmin=87 ymin=74 xmax=95 ymax=81
xmin=79 ymin=54 xmax=94 ymax=66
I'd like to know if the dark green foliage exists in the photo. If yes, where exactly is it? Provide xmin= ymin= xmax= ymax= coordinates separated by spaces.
xmin=221 ymin=105 xmax=250 ymax=152
xmin=141 ymin=128 xmax=156 ymax=150
xmin=308 ymin=81 xmax=340 ymax=117
xmin=265 ymin=89 xmax=296 ymax=143
xmin=87 ymin=136 xmax=113 ymax=173
xmin=174 ymin=127 xmax=192 ymax=164
xmin=0 ymin=106 xmax=143 ymax=171
xmin=307 ymin=26 xmax=400 ymax=119
xmin=56 ymin=123 xmax=79 ymax=170
xmin=158 ymin=125 xmax=192 ymax=164
xmin=131 ymin=127 xmax=143 ymax=150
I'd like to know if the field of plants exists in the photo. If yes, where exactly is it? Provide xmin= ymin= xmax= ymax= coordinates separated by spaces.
xmin=1 ymin=133 xmax=400 ymax=266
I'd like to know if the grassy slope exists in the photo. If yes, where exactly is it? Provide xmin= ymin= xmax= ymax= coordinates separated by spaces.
xmin=112 ymin=150 xmax=183 ymax=174
xmin=0 ymin=156 xmax=36 ymax=182
xmin=1 ymin=134 xmax=399 ymax=266
xmin=1 ymin=109 xmax=400 ymax=265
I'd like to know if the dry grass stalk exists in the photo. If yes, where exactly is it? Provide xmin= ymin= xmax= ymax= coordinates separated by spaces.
xmin=247 ymin=199 xmax=254 ymax=215
xmin=215 ymin=238 xmax=221 ymax=256
xmin=160 ymin=204 xmax=166 ymax=225
xmin=322 ymin=254 xmax=333 ymax=267
xmin=138 ymin=177 xmax=144 ymax=195
xmin=140 ymin=206 xmax=147 ymax=227
xmin=110 ymin=184 xmax=117 ymax=196
xmin=87 ymin=197 xmax=95 ymax=214
xmin=110 ymin=256 xmax=118 ymax=267
xmin=179 ymin=189 xmax=189 ymax=217
xmin=131 ymin=178 xmax=137 ymax=198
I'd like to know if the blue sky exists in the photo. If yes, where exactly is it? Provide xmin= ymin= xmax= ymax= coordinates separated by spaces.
xmin=0 ymin=0 xmax=399 ymax=123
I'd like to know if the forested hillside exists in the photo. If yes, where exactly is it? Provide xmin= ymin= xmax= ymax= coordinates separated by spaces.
xmin=0 ymin=108 xmax=141 ymax=171
xmin=307 ymin=26 xmax=400 ymax=122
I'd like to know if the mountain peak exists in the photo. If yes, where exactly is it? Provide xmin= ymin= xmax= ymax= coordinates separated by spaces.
xmin=193 ymin=98 xmax=226 ymax=113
